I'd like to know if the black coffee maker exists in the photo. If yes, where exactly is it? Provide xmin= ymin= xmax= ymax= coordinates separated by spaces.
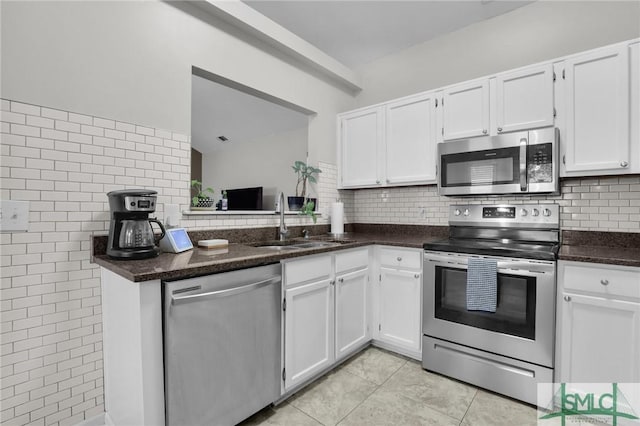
xmin=107 ymin=189 xmax=166 ymax=259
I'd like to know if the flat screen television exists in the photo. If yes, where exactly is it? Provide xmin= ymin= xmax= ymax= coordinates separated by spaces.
xmin=225 ymin=187 xmax=263 ymax=210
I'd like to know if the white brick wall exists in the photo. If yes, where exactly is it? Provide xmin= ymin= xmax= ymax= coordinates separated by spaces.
xmin=0 ymin=99 xmax=194 ymax=425
xmin=351 ymin=177 xmax=640 ymax=231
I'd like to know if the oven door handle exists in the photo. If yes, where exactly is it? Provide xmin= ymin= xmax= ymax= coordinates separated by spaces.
xmin=424 ymin=253 xmax=554 ymax=273
xmin=519 ymin=137 xmax=527 ymax=192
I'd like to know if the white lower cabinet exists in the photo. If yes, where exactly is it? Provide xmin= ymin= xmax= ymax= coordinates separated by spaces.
xmin=282 ymin=248 xmax=370 ymax=393
xmin=556 ymin=261 xmax=640 ymax=385
xmin=335 ymin=268 xmax=369 ymax=360
xmin=378 ymin=268 xmax=422 ymax=353
xmin=284 ymin=277 xmax=334 ymax=390
xmin=373 ymin=246 xmax=423 ymax=359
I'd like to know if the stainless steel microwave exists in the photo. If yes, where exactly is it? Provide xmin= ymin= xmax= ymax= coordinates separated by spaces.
xmin=437 ymin=128 xmax=559 ymax=196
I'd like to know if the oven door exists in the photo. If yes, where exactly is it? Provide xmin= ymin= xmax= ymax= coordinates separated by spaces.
xmin=423 ymin=251 xmax=555 ymax=367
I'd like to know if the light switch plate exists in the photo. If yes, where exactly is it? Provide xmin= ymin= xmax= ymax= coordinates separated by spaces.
xmin=0 ymin=200 xmax=29 ymax=232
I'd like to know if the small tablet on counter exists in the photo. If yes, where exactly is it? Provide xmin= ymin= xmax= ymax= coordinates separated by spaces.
xmin=159 ymin=228 xmax=193 ymax=253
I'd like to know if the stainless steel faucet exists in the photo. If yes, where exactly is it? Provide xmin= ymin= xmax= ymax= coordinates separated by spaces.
xmin=278 ymin=192 xmax=288 ymax=241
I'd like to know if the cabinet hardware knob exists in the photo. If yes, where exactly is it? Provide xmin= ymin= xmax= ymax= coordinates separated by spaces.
xmin=338 ymin=278 xmax=344 ymax=283
xmin=386 ymin=179 xmax=390 ymax=183
xmin=482 ymin=129 xmax=488 ymax=134
xmin=376 ymin=180 xmax=381 ymax=184
xmin=414 ymin=274 xmax=420 ymax=279
xmin=330 ymin=280 xmax=335 ymax=285
xmin=564 ymin=295 xmax=571 ymax=302
xmin=620 ymin=161 xmax=629 ymax=168
xmin=397 ymin=257 xmax=402 ymax=261
xmin=600 ymin=279 xmax=609 ymax=286
xmin=497 ymin=127 xmax=503 ymax=132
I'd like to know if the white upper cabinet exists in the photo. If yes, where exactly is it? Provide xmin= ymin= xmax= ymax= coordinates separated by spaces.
xmin=442 ymin=78 xmax=490 ymax=140
xmin=339 ymin=106 xmax=383 ymax=188
xmin=495 ymin=63 xmax=555 ymax=134
xmin=562 ymin=43 xmax=631 ymax=175
xmin=385 ymin=93 xmax=437 ymax=185
xmin=338 ymin=92 xmax=437 ymax=189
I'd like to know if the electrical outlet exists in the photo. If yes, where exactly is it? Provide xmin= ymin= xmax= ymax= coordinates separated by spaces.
xmin=418 ymin=206 xmax=427 ymax=219
xmin=0 ymin=200 xmax=29 ymax=232
xmin=164 ymin=204 xmax=181 ymax=228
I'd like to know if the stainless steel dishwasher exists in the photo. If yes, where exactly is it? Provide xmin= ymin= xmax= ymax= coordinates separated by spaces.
xmin=162 ymin=264 xmax=281 ymax=426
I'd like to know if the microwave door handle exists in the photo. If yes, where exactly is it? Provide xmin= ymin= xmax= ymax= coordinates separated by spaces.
xmin=519 ymin=138 xmax=527 ymax=191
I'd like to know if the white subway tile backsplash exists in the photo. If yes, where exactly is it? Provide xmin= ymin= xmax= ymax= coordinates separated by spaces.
xmin=11 ymin=102 xmax=41 ymax=117
xmin=350 ymin=176 xmax=640 ymax=232
xmin=1 ymin=111 xmax=27 ymax=125
xmin=26 ymin=116 xmax=54 ymax=129
xmin=11 ymin=124 xmax=40 ymax=138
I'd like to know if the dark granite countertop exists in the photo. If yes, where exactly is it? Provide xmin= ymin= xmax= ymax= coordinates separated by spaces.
xmin=92 ymin=224 xmax=448 ymax=282
xmin=558 ymin=231 xmax=640 ymax=268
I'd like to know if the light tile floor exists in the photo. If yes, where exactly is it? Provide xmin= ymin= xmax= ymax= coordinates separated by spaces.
xmin=240 ymin=346 xmax=538 ymax=426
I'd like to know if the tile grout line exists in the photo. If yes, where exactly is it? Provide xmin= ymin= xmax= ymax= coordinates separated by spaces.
xmin=458 ymin=388 xmax=480 ymax=426
xmin=334 ymin=354 xmax=409 ymax=425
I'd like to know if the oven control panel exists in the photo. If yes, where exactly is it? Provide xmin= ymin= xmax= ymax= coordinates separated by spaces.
xmin=450 ymin=204 xmax=559 ymax=228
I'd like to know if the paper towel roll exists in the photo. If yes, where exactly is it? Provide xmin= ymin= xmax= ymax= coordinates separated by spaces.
xmin=331 ymin=202 xmax=344 ymax=235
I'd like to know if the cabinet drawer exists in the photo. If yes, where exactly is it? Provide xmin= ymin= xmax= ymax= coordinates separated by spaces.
xmin=284 ymin=254 xmax=332 ymax=287
xmin=563 ymin=263 xmax=640 ymax=300
xmin=379 ymin=247 xmax=422 ymax=270
xmin=335 ymin=248 xmax=369 ymax=274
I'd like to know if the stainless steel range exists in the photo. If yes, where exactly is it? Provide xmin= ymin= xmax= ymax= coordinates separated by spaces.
xmin=422 ymin=204 xmax=559 ymax=406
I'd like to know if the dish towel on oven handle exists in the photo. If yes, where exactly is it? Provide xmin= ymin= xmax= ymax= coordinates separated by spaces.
xmin=466 ymin=257 xmax=497 ymax=312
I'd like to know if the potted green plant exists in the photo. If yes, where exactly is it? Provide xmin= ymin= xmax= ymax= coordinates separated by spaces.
xmin=299 ymin=199 xmax=318 ymax=223
xmin=288 ymin=161 xmax=321 ymax=211
xmin=191 ymin=179 xmax=215 ymax=209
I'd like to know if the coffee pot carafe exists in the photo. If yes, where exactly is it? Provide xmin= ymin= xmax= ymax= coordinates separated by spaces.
xmin=107 ymin=189 xmax=166 ymax=259
xmin=118 ymin=219 xmax=166 ymax=249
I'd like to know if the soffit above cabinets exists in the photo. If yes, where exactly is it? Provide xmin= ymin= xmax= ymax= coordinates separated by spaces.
xmin=192 ymin=1 xmax=533 ymax=93
xmin=243 ymin=0 xmax=534 ymax=69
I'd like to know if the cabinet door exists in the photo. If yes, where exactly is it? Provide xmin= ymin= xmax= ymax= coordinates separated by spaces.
xmin=378 ymin=268 xmax=422 ymax=353
xmin=284 ymin=279 xmax=334 ymax=390
xmin=335 ymin=268 xmax=369 ymax=360
xmin=557 ymin=292 xmax=640 ymax=384
xmin=630 ymin=42 xmax=639 ymax=174
xmin=442 ymin=79 xmax=489 ymax=140
xmin=339 ymin=107 xmax=383 ymax=188
xmin=385 ymin=93 xmax=437 ymax=185
xmin=563 ymin=44 xmax=630 ymax=174
xmin=495 ymin=63 xmax=554 ymax=134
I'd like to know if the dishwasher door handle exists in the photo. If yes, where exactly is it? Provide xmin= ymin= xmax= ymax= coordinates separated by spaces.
xmin=171 ymin=276 xmax=281 ymax=305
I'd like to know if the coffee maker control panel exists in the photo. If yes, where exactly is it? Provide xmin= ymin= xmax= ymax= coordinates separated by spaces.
xmin=124 ymin=196 xmax=156 ymax=212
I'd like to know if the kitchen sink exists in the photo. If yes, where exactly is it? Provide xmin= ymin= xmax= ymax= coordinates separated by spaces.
xmin=253 ymin=240 xmax=341 ymax=250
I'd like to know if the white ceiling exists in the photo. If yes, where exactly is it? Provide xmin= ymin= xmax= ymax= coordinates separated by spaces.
xmin=191 ymin=74 xmax=309 ymax=154
xmin=192 ymin=1 xmax=533 ymax=152
xmin=243 ymin=0 xmax=533 ymax=68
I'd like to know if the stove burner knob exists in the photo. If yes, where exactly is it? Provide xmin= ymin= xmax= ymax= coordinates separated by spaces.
xmin=543 ymin=208 xmax=552 ymax=217
xmin=520 ymin=208 xmax=528 ymax=217
xmin=463 ymin=208 xmax=470 ymax=216
xmin=531 ymin=208 xmax=540 ymax=217
xmin=454 ymin=209 xmax=461 ymax=216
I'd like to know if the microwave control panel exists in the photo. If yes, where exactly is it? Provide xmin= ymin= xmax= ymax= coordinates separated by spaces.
xmin=527 ymin=143 xmax=553 ymax=183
